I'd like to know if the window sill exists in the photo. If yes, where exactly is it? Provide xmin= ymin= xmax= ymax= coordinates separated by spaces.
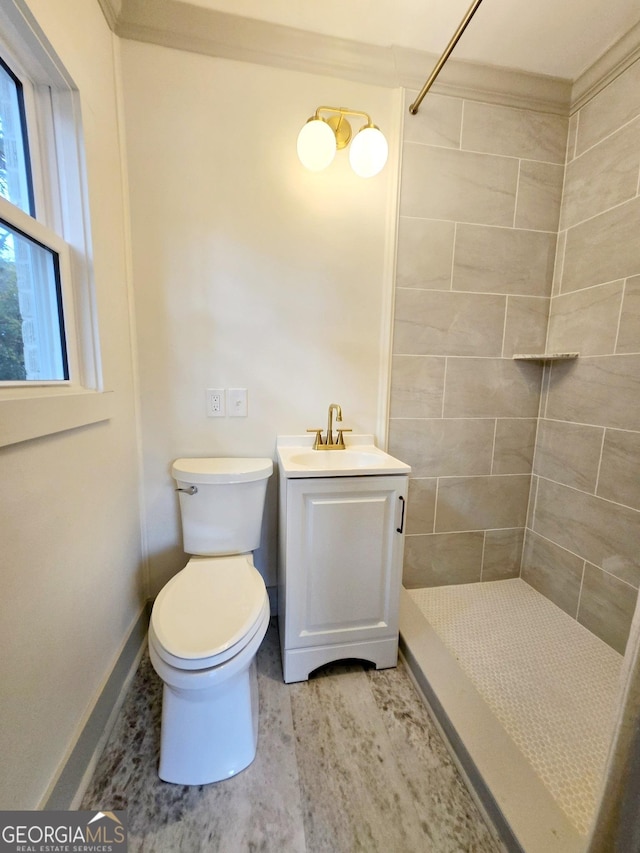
xmin=0 ymin=389 xmax=114 ymax=447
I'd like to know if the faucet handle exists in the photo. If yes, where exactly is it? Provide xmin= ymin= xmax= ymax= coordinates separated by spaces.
xmin=336 ymin=428 xmax=352 ymax=448
xmin=306 ymin=428 xmax=324 ymax=449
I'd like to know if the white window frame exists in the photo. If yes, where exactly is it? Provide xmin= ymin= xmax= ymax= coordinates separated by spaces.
xmin=0 ymin=0 xmax=112 ymax=447
xmin=0 ymin=198 xmax=78 ymax=383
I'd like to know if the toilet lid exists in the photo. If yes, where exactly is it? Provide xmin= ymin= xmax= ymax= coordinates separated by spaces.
xmin=151 ymin=556 xmax=266 ymax=661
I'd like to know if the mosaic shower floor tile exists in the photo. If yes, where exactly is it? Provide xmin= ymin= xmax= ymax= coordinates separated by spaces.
xmin=409 ymin=578 xmax=623 ymax=834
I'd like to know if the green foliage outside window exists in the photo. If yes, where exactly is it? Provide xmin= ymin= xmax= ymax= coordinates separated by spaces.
xmin=0 ymin=108 xmax=27 ymax=381
xmin=0 ymin=264 xmax=25 ymax=380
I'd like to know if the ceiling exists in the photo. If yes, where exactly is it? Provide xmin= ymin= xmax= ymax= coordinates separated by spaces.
xmin=170 ymin=0 xmax=640 ymax=80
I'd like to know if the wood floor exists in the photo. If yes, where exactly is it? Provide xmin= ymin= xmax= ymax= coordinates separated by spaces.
xmin=82 ymin=620 xmax=504 ymax=852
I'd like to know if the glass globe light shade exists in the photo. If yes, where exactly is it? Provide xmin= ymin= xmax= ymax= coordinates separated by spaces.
xmin=297 ymin=118 xmax=337 ymax=171
xmin=348 ymin=125 xmax=388 ymax=178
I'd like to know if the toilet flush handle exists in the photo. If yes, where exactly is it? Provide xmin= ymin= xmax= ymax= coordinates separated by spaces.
xmin=175 ymin=485 xmax=198 ymax=495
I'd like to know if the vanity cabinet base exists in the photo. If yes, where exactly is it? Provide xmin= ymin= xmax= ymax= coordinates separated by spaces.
xmin=281 ymin=635 xmax=398 ymax=684
xmin=278 ymin=474 xmax=408 ymax=684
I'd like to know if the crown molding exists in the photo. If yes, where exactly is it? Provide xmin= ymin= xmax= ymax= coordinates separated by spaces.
xmin=394 ymin=47 xmax=571 ymax=115
xmin=117 ymin=2 xmax=397 ymax=87
xmin=96 ymin=0 xmax=121 ymax=31
xmin=571 ymin=19 xmax=640 ymax=113
xmin=113 ymin=0 xmax=571 ymax=114
xmin=106 ymin=0 xmax=640 ymax=116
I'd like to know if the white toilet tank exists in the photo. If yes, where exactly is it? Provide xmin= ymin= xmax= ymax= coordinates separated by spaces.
xmin=172 ymin=458 xmax=273 ymax=556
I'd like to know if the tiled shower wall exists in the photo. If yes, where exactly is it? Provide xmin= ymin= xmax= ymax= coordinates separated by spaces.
xmin=391 ymin=54 xmax=640 ymax=654
xmin=523 ymin=57 xmax=640 ymax=654
xmin=388 ymin=89 xmax=567 ymax=588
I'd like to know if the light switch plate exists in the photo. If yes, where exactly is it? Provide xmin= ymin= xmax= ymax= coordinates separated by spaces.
xmin=228 ymin=388 xmax=248 ymax=417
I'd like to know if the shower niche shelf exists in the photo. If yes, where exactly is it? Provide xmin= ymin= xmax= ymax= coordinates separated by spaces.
xmin=512 ymin=352 xmax=579 ymax=362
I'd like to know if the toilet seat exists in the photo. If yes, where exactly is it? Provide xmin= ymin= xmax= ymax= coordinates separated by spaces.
xmin=151 ymin=555 xmax=268 ymax=671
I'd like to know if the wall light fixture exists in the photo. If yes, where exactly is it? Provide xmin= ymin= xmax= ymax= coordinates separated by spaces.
xmin=297 ymin=106 xmax=388 ymax=178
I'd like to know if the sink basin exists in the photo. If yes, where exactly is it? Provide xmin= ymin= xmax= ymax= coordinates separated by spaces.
xmin=289 ymin=450 xmax=385 ymax=468
xmin=277 ymin=436 xmax=411 ymax=478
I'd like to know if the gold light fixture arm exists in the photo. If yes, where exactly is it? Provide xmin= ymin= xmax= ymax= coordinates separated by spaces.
xmin=314 ymin=106 xmax=374 ymax=150
xmin=409 ymin=0 xmax=485 ymax=115
xmin=314 ymin=106 xmax=373 ymax=123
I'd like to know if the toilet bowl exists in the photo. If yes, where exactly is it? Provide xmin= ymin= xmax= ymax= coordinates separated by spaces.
xmin=149 ymin=457 xmax=273 ymax=785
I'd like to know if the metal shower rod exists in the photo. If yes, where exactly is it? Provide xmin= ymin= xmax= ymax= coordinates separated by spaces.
xmin=409 ymin=0 xmax=485 ymax=115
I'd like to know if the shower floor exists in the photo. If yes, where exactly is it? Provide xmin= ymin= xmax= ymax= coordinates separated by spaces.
xmin=402 ymin=578 xmax=623 ymax=851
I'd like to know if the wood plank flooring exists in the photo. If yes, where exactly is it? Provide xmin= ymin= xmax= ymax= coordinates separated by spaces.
xmin=82 ymin=621 xmax=503 ymax=852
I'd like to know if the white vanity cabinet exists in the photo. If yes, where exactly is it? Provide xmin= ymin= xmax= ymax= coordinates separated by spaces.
xmin=278 ymin=473 xmax=408 ymax=683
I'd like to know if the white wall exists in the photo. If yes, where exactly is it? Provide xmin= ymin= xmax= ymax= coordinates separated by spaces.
xmin=120 ymin=41 xmax=400 ymax=593
xmin=0 ymin=0 xmax=144 ymax=808
xmin=0 ymin=5 xmax=400 ymax=806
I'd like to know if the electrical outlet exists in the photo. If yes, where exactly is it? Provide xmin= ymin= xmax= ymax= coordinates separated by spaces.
xmin=206 ymin=388 xmax=225 ymax=417
xmin=228 ymin=388 xmax=248 ymax=417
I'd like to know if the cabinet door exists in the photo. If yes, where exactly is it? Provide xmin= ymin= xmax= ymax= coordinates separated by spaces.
xmin=285 ymin=475 xmax=407 ymax=650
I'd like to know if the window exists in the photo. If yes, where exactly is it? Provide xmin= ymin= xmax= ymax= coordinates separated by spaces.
xmin=0 ymin=1 xmax=110 ymax=446
xmin=0 ymin=57 xmax=32 ymax=215
xmin=0 ymin=213 xmax=72 ymax=381
xmin=0 ymin=55 xmax=73 ymax=384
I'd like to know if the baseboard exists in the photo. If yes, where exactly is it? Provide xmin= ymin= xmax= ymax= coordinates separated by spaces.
xmin=42 ymin=603 xmax=150 ymax=810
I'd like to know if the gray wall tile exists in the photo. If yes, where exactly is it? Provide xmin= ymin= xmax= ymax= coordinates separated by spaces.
xmin=577 ymin=564 xmax=638 ymax=654
xmin=526 ymin=475 xmax=538 ymax=529
xmin=461 ymin=101 xmax=568 ymax=163
xmin=546 ymin=282 xmax=624 ymax=356
xmin=392 ymin=62 xmax=640 ymax=636
xmin=403 ymin=91 xmax=462 ymax=148
xmin=452 ymin=225 xmax=556 ymax=297
xmin=560 ymin=118 xmax=640 ymax=230
xmin=528 ymin=51 xmax=640 ymax=641
xmin=545 ymin=355 xmax=640 ymax=431
xmin=515 ymin=161 xmax=564 ymax=232
xmin=597 ymin=428 xmax=640 ymax=511
xmin=503 ymin=296 xmax=549 ymax=357
xmin=521 ymin=530 xmax=584 ymax=617
xmin=390 ymin=356 xmax=445 ymax=418
xmin=493 ymin=418 xmax=537 ymax=474
xmin=534 ymin=418 xmax=603 ymax=492
xmin=400 ymin=143 xmax=518 ymax=225
xmin=576 ymin=58 xmax=640 ymax=155
xmin=388 ymin=418 xmax=495 ymax=477
xmin=552 ymin=230 xmax=566 ymax=297
xmin=444 ymin=358 xmax=542 ymax=418
xmin=566 ymin=113 xmax=578 ymax=163
xmin=403 ymin=532 xmax=484 ymax=587
xmin=533 ymin=478 xmax=640 ymax=587
xmin=616 ymin=276 xmax=640 ymax=354
xmin=406 ymin=478 xmax=437 ymax=535
xmin=482 ymin=528 xmax=524 ymax=580
xmin=435 ymin=475 xmax=530 ymax=532
xmin=396 ymin=218 xmax=455 ymax=290
xmin=562 ymin=196 xmax=640 ymax=293
xmin=393 ymin=289 xmax=506 ymax=357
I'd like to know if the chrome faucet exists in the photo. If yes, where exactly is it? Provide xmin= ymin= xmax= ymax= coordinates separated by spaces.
xmin=307 ymin=403 xmax=352 ymax=450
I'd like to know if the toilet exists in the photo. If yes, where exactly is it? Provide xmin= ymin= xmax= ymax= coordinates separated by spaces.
xmin=148 ymin=457 xmax=273 ymax=785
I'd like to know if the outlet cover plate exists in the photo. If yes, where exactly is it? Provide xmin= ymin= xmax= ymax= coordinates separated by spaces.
xmin=206 ymin=388 xmax=225 ymax=417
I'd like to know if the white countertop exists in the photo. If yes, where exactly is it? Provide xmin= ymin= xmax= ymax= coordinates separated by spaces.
xmin=277 ymin=435 xmax=411 ymax=478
